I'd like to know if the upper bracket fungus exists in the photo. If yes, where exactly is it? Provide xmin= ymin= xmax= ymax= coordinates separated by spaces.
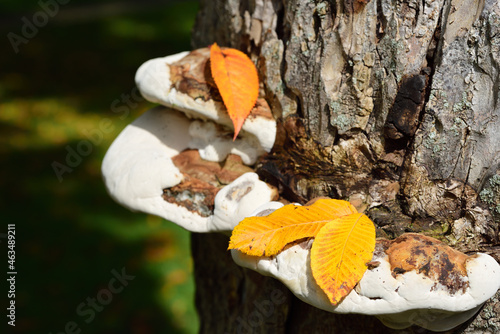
xmin=102 ymin=46 xmax=279 ymax=232
xmin=231 ymin=202 xmax=500 ymax=332
xmin=135 ymin=48 xmax=276 ymax=155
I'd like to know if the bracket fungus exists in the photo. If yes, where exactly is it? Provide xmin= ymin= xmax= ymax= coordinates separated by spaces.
xmin=135 ymin=48 xmax=276 ymax=157
xmin=232 ymin=202 xmax=500 ymax=332
xmin=102 ymin=47 xmax=278 ymax=232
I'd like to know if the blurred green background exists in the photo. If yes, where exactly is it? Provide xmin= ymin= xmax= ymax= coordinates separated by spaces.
xmin=1 ymin=1 xmax=200 ymax=333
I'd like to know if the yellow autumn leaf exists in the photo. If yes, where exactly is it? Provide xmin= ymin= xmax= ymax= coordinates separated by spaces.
xmin=310 ymin=213 xmax=376 ymax=305
xmin=228 ymin=199 xmax=357 ymax=256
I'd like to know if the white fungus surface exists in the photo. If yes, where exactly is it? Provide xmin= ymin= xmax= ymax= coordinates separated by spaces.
xmin=231 ymin=202 xmax=500 ymax=331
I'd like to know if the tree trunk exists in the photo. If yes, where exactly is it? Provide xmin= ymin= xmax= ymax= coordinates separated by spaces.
xmin=190 ymin=0 xmax=500 ymax=332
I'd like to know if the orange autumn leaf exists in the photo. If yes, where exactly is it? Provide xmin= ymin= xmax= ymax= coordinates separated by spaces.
xmin=210 ymin=43 xmax=259 ymax=140
xmin=228 ymin=199 xmax=357 ymax=256
xmin=310 ymin=213 xmax=376 ymax=305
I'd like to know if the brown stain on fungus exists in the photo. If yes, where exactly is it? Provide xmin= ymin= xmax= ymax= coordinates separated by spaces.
xmin=163 ymin=150 xmax=255 ymax=216
xmin=169 ymin=48 xmax=220 ymax=102
xmin=169 ymin=48 xmax=273 ymax=120
xmin=366 ymin=261 xmax=380 ymax=270
xmin=385 ymin=233 xmax=469 ymax=294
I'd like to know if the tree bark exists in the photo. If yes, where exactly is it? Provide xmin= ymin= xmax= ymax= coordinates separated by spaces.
xmin=191 ymin=0 xmax=500 ymax=332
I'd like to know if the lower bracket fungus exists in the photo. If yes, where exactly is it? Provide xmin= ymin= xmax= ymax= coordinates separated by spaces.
xmin=231 ymin=202 xmax=500 ymax=332
xmin=102 ymin=106 xmax=277 ymax=232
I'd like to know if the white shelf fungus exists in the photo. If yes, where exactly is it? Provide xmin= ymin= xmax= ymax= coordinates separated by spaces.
xmin=103 ymin=47 xmax=279 ymax=233
xmin=135 ymin=48 xmax=276 ymax=156
xmin=232 ymin=202 xmax=500 ymax=331
xmin=102 ymin=107 xmax=277 ymax=232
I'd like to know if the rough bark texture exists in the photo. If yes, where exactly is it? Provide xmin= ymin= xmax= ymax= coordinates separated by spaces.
xmin=190 ymin=0 xmax=500 ymax=332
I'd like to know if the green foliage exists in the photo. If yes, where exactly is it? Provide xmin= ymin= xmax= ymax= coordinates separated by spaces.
xmin=1 ymin=1 xmax=199 ymax=333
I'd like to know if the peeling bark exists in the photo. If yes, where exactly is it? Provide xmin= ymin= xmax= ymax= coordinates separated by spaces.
xmin=191 ymin=0 xmax=500 ymax=332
